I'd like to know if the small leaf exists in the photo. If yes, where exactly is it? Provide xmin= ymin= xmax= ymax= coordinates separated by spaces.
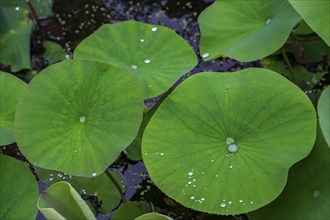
xmin=15 ymin=60 xmax=144 ymax=176
xmin=0 ymin=155 xmax=39 ymax=220
xmin=0 ymin=71 xmax=26 ymax=146
xmin=289 ymin=0 xmax=330 ymax=46
xmin=112 ymin=201 xmax=151 ymax=220
xmin=318 ymin=86 xmax=330 ymax=147
xmin=37 ymin=181 xmax=96 ymax=220
xmin=198 ymin=0 xmax=301 ymax=61
xmin=43 ymin=40 xmax=67 ymax=64
xmin=0 ymin=6 xmax=32 ymax=71
xmin=248 ymin=124 xmax=330 ymax=219
xmin=74 ymin=20 xmax=197 ymax=98
xmin=135 ymin=212 xmax=174 ymax=220
xmin=142 ymin=68 xmax=316 ymax=215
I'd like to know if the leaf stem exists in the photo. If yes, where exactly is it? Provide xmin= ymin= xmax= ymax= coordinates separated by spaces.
xmin=105 ymin=170 xmax=127 ymax=203
xmin=281 ymin=47 xmax=295 ymax=82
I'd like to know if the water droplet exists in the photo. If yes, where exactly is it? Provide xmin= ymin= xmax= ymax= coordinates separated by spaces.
xmin=188 ymin=181 xmax=192 ymax=184
xmin=211 ymin=159 xmax=214 ymax=162
xmin=131 ymin=64 xmax=138 ymax=69
xmin=226 ymin=137 xmax=235 ymax=145
xmin=160 ymin=152 xmax=164 ymax=156
xmin=201 ymin=198 xmax=205 ymax=201
xmin=215 ymin=174 xmax=218 ymax=177
xmin=220 ymin=202 xmax=226 ymax=207
xmin=92 ymin=172 xmax=97 ymax=177
xmin=151 ymin=27 xmax=158 ymax=32
xmin=265 ymin=18 xmax=271 ymax=25
xmin=228 ymin=143 xmax=238 ymax=153
xmin=144 ymin=59 xmax=151 ymax=64
xmin=193 ymin=185 xmax=196 ymax=187
xmin=250 ymin=201 xmax=253 ymax=204
xmin=228 ymin=201 xmax=232 ymax=204
xmin=202 ymin=52 xmax=210 ymax=58
xmin=229 ymin=165 xmax=233 ymax=168
xmin=15 ymin=7 xmax=20 ymax=11
xmin=79 ymin=116 xmax=86 ymax=123
xmin=313 ymin=190 xmax=320 ymax=198
xmin=188 ymin=171 xmax=193 ymax=176
xmin=190 ymin=196 xmax=195 ymax=199
xmin=49 ymin=178 xmax=53 ymax=181
xmin=224 ymin=88 xmax=229 ymax=93
xmin=239 ymin=199 xmax=243 ymax=203
xmin=140 ymin=39 xmax=144 ymax=42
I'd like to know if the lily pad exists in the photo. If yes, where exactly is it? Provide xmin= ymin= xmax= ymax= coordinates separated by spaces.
xmin=43 ymin=40 xmax=67 ymax=64
xmin=38 ymin=181 xmax=96 ymax=220
xmin=0 ymin=6 xmax=32 ymax=71
xmin=248 ymin=124 xmax=330 ymax=219
xmin=0 ymin=71 xmax=26 ymax=146
xmin=74 ymin=20 xmax=197 ymax=98
xmin=289 ymin=0 xmax=330 ymax=46
xmin=15 ymin=60 xmax=144 ymax=177
xmin=142 ymin=68 xmax=316 ymax=215
xmin=318 ymin=86 xmax=330 ymax=146
xmin=135 ymin=212 xmax=173 ymax=220
xmin=35 ymin=167 xmax=125 ymax=214
xmin=198 ymin=0 xmax=301 ymax=61
xmin=0 ymin=0 xmax=53 ymax=17
xmin=0 ymin=155 xmax=39 ymax=220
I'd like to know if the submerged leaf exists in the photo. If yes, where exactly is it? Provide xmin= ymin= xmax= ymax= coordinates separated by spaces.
xmin=15 ymin=60 xmax=144 ymax=176
xmin=112 ymin=201 xmax=151 ymax=220
xmin=142 ymin=68 xmax=316 ymax=214
xmin=198 ymin=0 xmax=301 ymax=61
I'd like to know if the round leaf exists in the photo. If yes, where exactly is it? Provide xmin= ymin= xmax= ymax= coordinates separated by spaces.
xmin=248 ymin=124 xmax=330 ymax=219
xmin=318 ymin=86 xmax=330 ymax=147
xmin=135 ymin=212 xmax=173 ymax=220
xmin=0 ymin=71 xmax=26 ymax=145
xmin=198 ymin=0 xmax=301 ymax=61
xmin=289 ymin=0 xmax=330 ymax=46
xmin=74 ymin=20 xmax=197 ymax=98
xmin=15 ymin=60 xmax=144 ymax=177
xmin=112 ymin=201 xmax=151 ymax=220
xmin=0 ymin=155 xmax=39 ymax=220
xmin=142 ymin=68 xmax=316 ymax=215
xmin=38 ymin=181 xmax=96 ymax=220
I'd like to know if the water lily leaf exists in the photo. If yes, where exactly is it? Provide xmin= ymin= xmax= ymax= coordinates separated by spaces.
xmin=142 ymin=68 xmax=316 ymax=215
xmin=38 ymin=181 xmax=96 ymax=220
xmin=0 ymin=155 xmax=39 ymax=220
xmin=198 ymin=0 xmax=301 ymax=61
xmin=0 ymin=0 xmax=52 ymax=17
xmin=318 ymin=86 xmax=330 ymax=147
xmin=0 ymin=71 xmax=26 ymax=146
xmin=43 ymin=40 xmax=67 ymax=64
xmin=294 ymin=20 xmax=314 ymax=35
xmin=135 ymin=212 xmax=173 ymax=220
xmin=74 ymin=20 xmax=197 ymax=98
xmin=112 ymin=201 xmax=151 ymax=220
xmin=248 ymin=124 xmax=330 ymax=219
xmin=0 ymin=6 xmax=32 ymax=71
xmin=289 ymin=0 xmax=330 ymax=46
xmin=35 ymin=167 xmax=125 ymax=214
xmin=15 ymin=60 xmax=144 ymax=177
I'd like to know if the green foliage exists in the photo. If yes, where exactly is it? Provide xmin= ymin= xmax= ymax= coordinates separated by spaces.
xmin=289 ymin=0 xmax=330 ymax=46
xmin=0 ymin=71 xmax=26 ymax=145
xmin=318 ymin=86 xmax=330 ymax=146
xmin=37 ymin=181 xmax=96 ymax=220
xmin=111 ymin=201 xmax=151 ymax=220
xmin=42 ymin=40 xmax=67 ymax=64
xmin=0 ymin=155 xmax=39 ymax=220
xmin=248 ymin=125 xmax=330 ymax=219
xmin=74 ymin=20 xmax=197 ymax=98
xmin=198 ymin=0 xmax=301 ymax=61
xmin=135 ymin=212 xmax=173 ymax=220
xmin=14 ymin=60 xmax=144 ymax=176
xmin=142 ymin=68 xmax=316 ymax=214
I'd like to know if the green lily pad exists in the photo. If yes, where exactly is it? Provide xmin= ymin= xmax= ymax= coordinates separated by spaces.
xmin=0 ymin=6 xmax=32 ymax=72
xmin=289 ymin=0 xmax=330 ymax=46
xmin=294 ymin=20 xmax=314 ymax=35
xmin=35 ymin=167 xmax=125 ymax=214
xmin=38 ymin=181 xmax=96 ymax=220
xmin=43 ymin=40 xmax=67 ymax=64
xmin=248 ymin=124 xmax=330 ymax=219
xmin=15 ymin=60 xmax=144 ymax=177
xmin=74 ymin=20 xmax=197 ymax=98
xmin=318 ymin=86 xmax=330 ymax=146
xmin=0 ymin=71 xmax=26 ymax=146
xmin=0 ymin=0 xmax=52 ymax=17
xmin=142 ymin=68 xmax=316 ymax=215
xmin=112 ymin=201 xmax=151 ymax=220
xmin=198 ymin=0 xmax=301 ymax=61
xmin=135 ymin=212 xmax=173 ymax=220
xmin=0 ymin=155 xmax=39 ymax=220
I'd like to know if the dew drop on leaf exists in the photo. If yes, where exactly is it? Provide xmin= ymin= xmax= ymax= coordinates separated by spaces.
xmin=313 ymin=190 xmax=320 ymax=197
xmin=190 ymin=196 xmax=195 ymax=200
xmin=91 ymin=172 xmax=97 ymax=177
xmin=228 ymin=143 xmax=238 ymax=153
xmin=140 ymin=39 xmax=144 ymax=42
xmin=79 ymin=116 xmax=86 ymax=123
xmin=202 ymin=52 xmax=210 ymax=58
xmin=188 ymin=171 xmax=193 ymax=176
xmin=265 ymin=18 xmax=271 ymax=25
xmin=151 ymin=27 xmax=158 ymax=32
xmin=144 ymin=59 xmax=151 ymax=64
xmin=220 ymin=202 xmax=226 ymax=207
